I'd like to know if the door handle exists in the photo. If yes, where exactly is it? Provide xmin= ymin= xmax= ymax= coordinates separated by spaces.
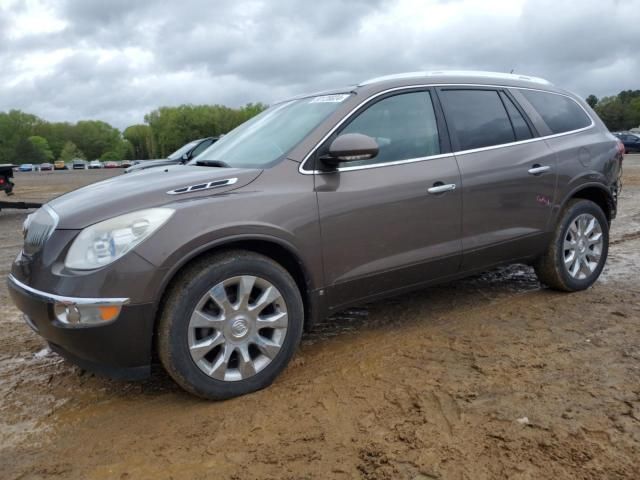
xmin=528 ymin=165 xmax=551 ymax=175
xmin=428 ymin=183 xmax=456 ymax=194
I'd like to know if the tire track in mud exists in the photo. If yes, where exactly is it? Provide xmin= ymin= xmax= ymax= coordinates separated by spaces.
xmin=610 ymin=230 xmax=640 ymax=245
xmin=2 ymin=170 xmax=640 ymax=479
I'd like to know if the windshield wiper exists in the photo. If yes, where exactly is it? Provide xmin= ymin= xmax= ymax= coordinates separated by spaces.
xmin=195 ymin=159 xmax=231 ymax=168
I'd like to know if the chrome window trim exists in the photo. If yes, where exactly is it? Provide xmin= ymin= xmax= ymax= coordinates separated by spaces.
xmin=299 ymin=83 xmax=595 ymax=175
xmin=452 ymin=123 xmax=594 ymax=157
xmin=7 ymin=274 xmax=130 ymax=306
xmin=312 ymin=153 xmax=455 ymax=173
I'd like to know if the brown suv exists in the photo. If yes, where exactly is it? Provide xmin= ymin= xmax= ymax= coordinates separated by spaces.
xmin=8 ymin=71 xmax=623 ymax=399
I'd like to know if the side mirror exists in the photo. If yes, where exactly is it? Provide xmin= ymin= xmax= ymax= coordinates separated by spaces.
xmin=181 ymin=153 xmax=189 ymax=162
xmin=322 ymin=133 xmax=379 ymax=166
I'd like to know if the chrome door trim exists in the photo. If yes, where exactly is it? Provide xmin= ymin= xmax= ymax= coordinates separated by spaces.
xmin=299 ymin=83 xmax=594 ymax=175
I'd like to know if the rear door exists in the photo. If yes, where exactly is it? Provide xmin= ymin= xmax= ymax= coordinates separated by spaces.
xmin=314 ymin=89 xmax=463 ymax=309
xmin=437 ymin=87 xmax=557 ymax=270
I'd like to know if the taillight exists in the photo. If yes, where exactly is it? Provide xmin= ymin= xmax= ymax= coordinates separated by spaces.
xmin=616 ymin=140 xmax=625 ymax=156
xmin=0 ymin=177 xmax=4 ymax=184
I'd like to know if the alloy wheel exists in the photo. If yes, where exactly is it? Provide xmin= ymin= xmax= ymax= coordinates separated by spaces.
xmin=563 ymin=213 xmax=603 ymax=280
xmin=187 ymin=275 xmax=288 ymax=381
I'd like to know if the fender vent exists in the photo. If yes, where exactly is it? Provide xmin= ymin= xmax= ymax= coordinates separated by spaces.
xmin=167 ymin=178 xmax=238 ymax=195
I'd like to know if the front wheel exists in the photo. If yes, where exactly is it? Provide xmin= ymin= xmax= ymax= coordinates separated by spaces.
xmin=157 ymin=251 xmax=304 ymax=400
xmin=534 ymin=199 xmax=609 ymax=292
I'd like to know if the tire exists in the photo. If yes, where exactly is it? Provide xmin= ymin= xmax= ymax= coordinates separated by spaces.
xmin=534 ymin=199 xmax=609 ymax=292
xmin=157 ymin=250 xmax=304 ymax=400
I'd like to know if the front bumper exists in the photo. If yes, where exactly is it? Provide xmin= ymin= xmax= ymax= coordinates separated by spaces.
xmin=7 ymin=274 xmax=155 ymax=380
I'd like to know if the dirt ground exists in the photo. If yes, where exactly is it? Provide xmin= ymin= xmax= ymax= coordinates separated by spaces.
xmin=1 ymin=159 xmax=639 ymax=480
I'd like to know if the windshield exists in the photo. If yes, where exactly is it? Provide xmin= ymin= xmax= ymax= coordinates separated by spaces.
xmin=168 ymin=140 xmax=201 ymax=160
xmin=191 ymin=93 xmax=352 ymax=168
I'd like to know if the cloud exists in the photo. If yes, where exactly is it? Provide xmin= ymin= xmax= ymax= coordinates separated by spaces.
xmin=0 ymin=0 xmax=639 ymax=129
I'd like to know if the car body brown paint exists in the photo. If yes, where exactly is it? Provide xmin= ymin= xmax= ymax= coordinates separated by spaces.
xmin=8 ymin=72 xmax=622 ymax=378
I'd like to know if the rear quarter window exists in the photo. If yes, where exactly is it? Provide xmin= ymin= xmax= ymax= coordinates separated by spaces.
xmin=520 ymin=90 xmax=592 ymax=134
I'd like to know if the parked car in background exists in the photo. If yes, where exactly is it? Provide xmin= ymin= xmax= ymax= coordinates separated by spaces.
xmin=72 ymin=159 xmax=87 ymax=170
xmin=104 ymin=161 xmax=118 ymax=168
xmin=124 ymin=137 xmax=219 ymax=173
xmin=40 ymin=163 xmax=53 ymax=171
xmin=121 ymin=160 xmax=132 ymax=168
xmin=54 ymin=160 xmax=66 ymax=170
xmin=18 ymin=164 xmax=34 ymax=172
xmin=8 ymin=71 xmax=622 ymax=400
xmin=88 ymin=160 xmax=103 ymax=169
xmin=0 ymin=164 xmax=17 ymax=195
xmin=612 ymin=132 xmax=640 ymax=153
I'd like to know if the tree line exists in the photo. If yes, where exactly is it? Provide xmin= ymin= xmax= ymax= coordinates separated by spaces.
xmin=2 ymin=90 xmax=639 ymax=166
xmin=586 ymin=90 xmax=640 ymax=132
xmin=0 ymin=103 xmax=266 ymax=165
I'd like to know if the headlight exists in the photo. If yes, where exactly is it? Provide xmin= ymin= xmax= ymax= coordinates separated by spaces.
xmin=65 ymin=208 xmax=174 ymax=270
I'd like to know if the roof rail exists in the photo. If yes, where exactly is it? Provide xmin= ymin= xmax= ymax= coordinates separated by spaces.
xmin=359 ymin=70 xmax=553 ymax=87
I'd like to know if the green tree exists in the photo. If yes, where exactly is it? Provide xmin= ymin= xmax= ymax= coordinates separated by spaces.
xmin=71 ymin=120 xmax=123 ymax=160
xmin=595 ymin=97 xmax=625 ymax=131
xmin=585 ymin=95 xmax=598 ymax=108
xmin=28 ymin=135 xmax=54 ymax=161
xmin=119 ymin=139 xmax=134 ymax=159
xmin=100 ymin=151 xmax=121 ymax=161
xmin=628 ymin=97 xmax=640 ymax=129
xmin=59 ymin=141 xmax=86 ymax=162
xmin=0 ymin=103 xmax=267 ymax=165
xmin=0 ymin=110 xmax=43 ymax=163
xmin=123 ymin=124 xmax=153 ymax=159
xmin=15 ymin=137 xmax=46 ymax=164
xmin=593 ymin=89 xmax=640 ymax=130
xmin=144 ymin=103 xmax=267 ymax=158
xmin=33 ymin=121 xmax=74 ymax=159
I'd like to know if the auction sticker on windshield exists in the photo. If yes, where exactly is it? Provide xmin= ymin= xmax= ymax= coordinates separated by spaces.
xmin=309 ymin=94 xmax=350 ymax=103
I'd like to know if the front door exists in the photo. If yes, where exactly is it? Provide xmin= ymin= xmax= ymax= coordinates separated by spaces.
xmin=313 ymin=89 xmax=463 ymax=310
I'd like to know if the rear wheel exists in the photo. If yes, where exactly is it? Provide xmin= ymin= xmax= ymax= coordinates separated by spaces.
xmin=158 ymin=251 xmax=304 ymax=399
xmin=534 ymin=199 xmax=609 ymax=292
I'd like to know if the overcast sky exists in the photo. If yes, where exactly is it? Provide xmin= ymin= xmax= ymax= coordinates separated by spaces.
xmin=1 ymin=0 xmax=639 ymax=129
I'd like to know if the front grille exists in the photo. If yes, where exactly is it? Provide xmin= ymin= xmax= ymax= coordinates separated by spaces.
xmin=23 ymin=206 xmax=58 ymax=255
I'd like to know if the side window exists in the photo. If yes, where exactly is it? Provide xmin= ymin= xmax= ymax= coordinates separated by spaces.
xmin=190 ymin=139 xmax=213 ymax=158
xmin=439 ymin=89 xmax=516 ymax=151
xmin=500 ymin=92 xmax=533 ymax=141
xmin=337 ymin=91 xmax=440 ymax=165
xmin=520 ymin=90 xmax=592 ymax=134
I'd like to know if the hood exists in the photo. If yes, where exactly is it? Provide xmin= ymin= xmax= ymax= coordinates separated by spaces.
xmin=124 ymin=158 xmax=179 ymax=173
xmin=49 ymin=165 xmax=262 ymax=229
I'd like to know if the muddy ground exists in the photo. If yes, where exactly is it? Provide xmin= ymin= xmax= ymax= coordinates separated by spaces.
xmin=1 ymin=159 xmax=639 ymax=479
